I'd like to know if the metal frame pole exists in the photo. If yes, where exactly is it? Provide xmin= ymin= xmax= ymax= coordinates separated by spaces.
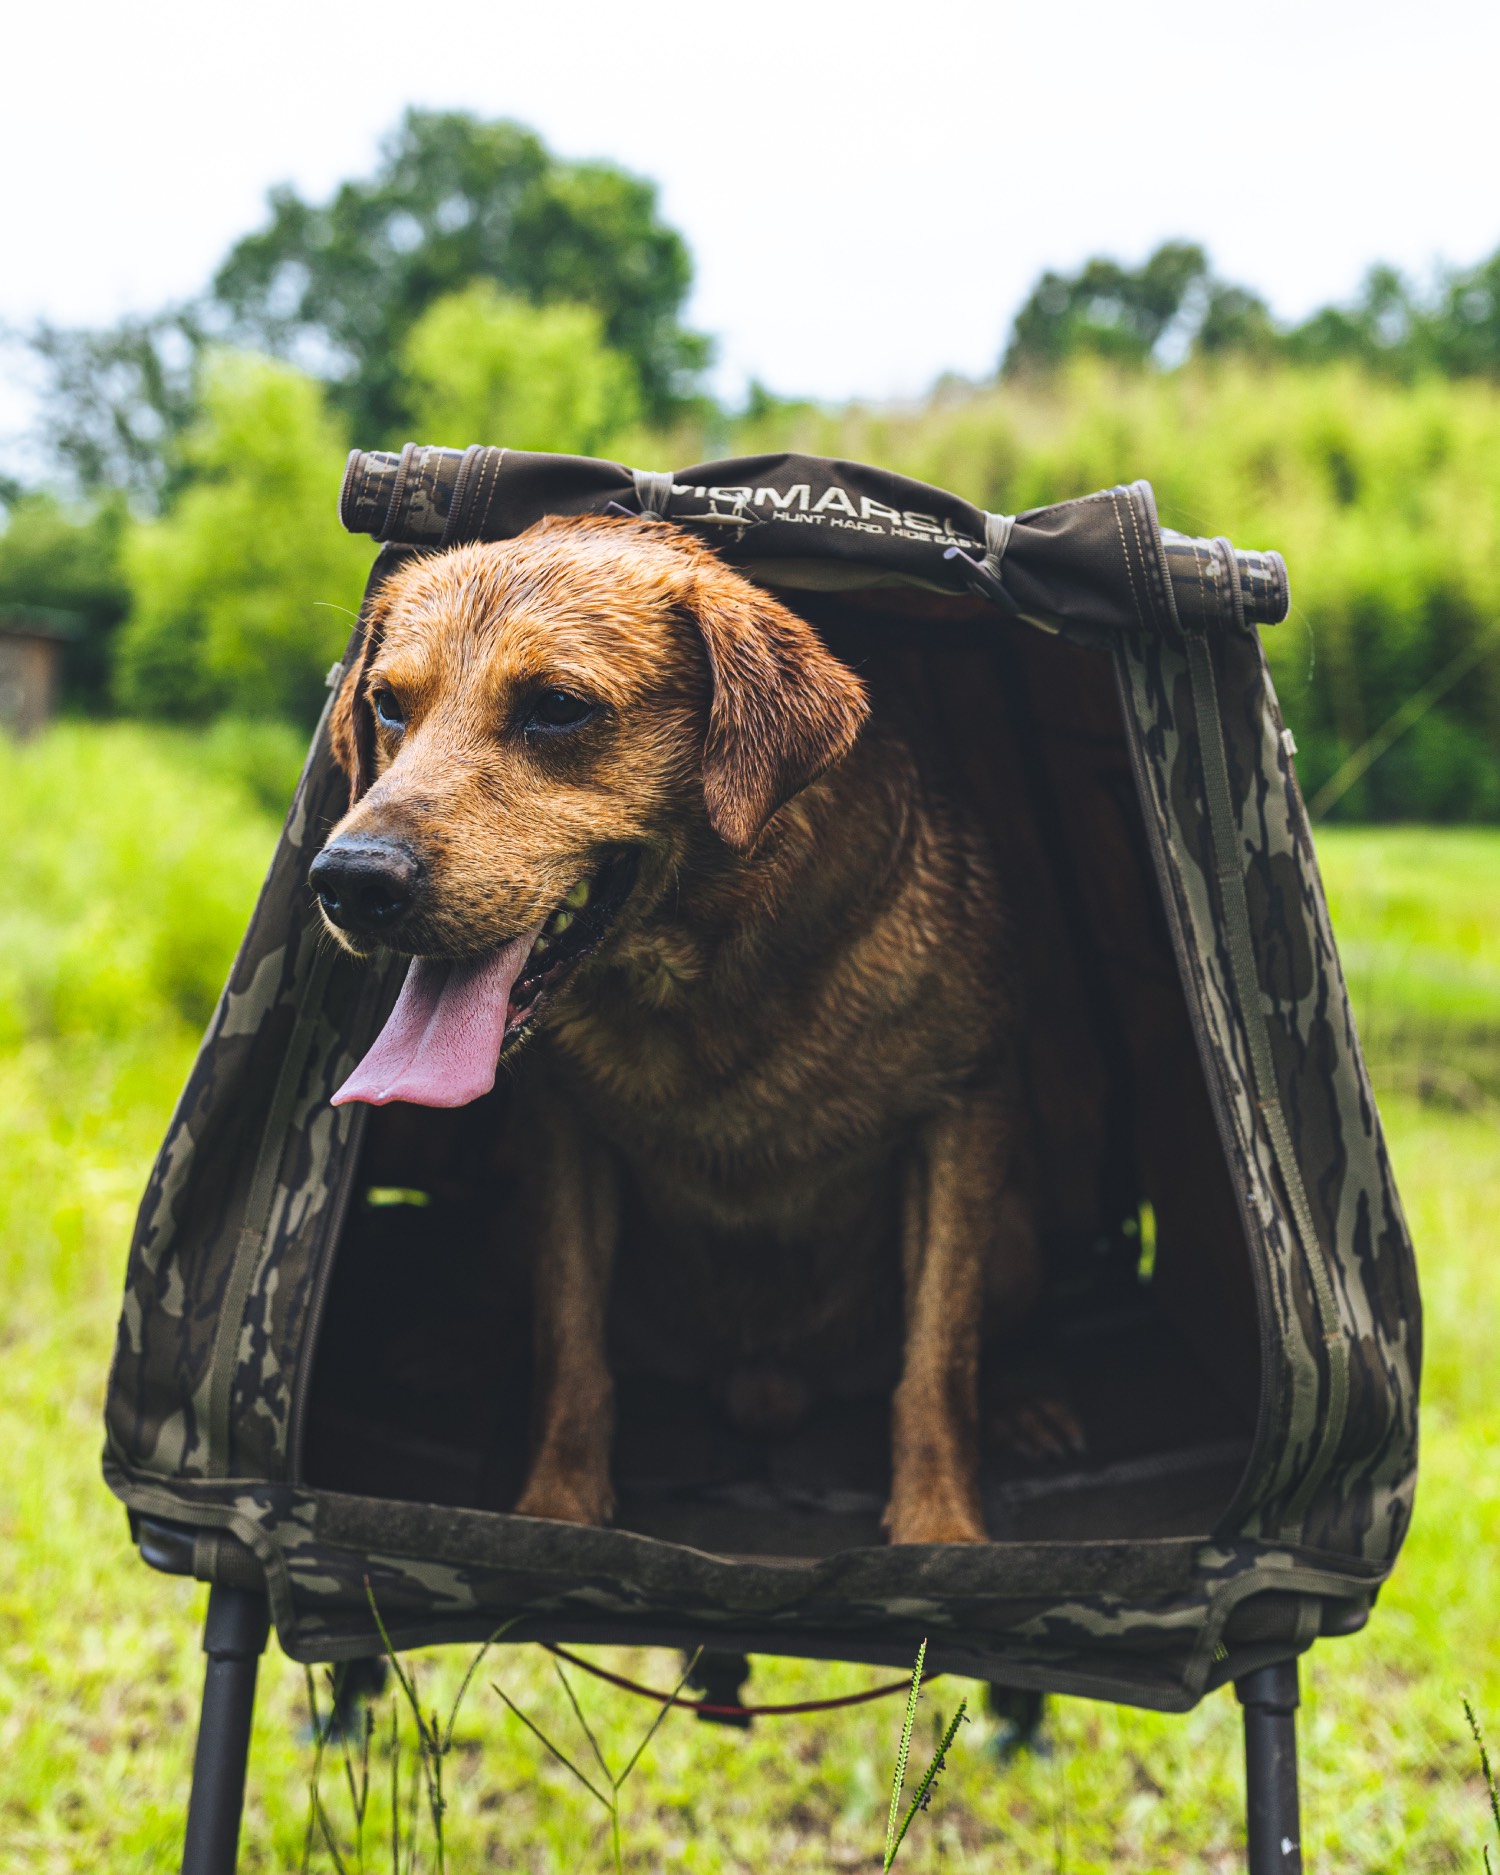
xmin=1236 ymin=1659 xmax=1303 ymax=1874
xmin=180 ymin=1584 xmax=271 ymax=1875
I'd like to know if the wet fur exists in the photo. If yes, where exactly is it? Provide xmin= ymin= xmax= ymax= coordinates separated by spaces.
xmin=323 ymin=517 xmax=1039 ymax=1543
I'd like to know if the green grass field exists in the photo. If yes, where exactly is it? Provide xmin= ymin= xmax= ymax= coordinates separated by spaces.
xmin=0 ymin=725 xmax=1497 ymax=1872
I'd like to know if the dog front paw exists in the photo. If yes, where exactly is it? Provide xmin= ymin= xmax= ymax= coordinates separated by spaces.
xmin=883 ymin=1485 xmax=988 ymax=1546
xmin=513 ymin=1466 xmax=615 ymax=1527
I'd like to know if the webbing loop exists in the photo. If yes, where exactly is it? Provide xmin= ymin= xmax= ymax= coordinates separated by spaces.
xmin=632 ymin=468 xmax=675 ymax=519
xmin=982 ymin=510 xmax=1015 ymax=583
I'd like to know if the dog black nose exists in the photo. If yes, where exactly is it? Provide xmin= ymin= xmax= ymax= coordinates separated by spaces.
xmin=310 ymin=840 xmax=421 ymax=935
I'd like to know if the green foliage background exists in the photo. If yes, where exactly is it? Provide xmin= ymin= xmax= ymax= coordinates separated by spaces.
xmin=402 ymin=282 xmax=642 ymax=456
xmin=111 ymin=355 xmax=375 ymax=723
xmin=211 ymin=108 xmax=707 ymax=438
xmin=7 ymin=113 xmax=1499 ymax=820
xmin=10 ymin=350 xmax=1500 ymax=814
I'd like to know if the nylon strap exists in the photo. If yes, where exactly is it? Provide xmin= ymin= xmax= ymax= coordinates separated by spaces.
xmin=1181 ymin=549 xmax=1349 ymax=1529
xmin=982 ymin=510 xmax=1015 ymax=585
xmin=632 ymin=468 xmax=674 ymax=518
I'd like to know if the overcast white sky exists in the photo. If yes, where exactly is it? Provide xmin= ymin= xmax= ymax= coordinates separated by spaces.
xmin=4 ymin=0 xmax=1499 ymax=454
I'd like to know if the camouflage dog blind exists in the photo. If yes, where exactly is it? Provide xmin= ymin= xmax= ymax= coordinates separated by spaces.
xmin=104 ymin=447 xmax=1418 ymax=1713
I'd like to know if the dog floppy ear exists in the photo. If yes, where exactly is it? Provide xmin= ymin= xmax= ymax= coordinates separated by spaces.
xmin=328 ymin=592 xmax=390 ymax=805
xmin=688 ymin=564 xmax=869 ymax=852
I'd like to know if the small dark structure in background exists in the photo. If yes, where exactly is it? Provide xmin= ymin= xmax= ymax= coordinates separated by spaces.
xmin=0 ymin=607 xmax=77 ymax=736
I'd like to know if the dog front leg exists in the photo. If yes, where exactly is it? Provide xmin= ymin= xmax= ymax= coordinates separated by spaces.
xmin=513 ymin=1093 xmax=619 ymax=1527
xmin=886 ymin=1086 xmax=1030 ymax=1545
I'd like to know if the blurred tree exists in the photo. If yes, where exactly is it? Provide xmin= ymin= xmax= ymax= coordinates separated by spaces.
xmin=1430 ymin=250 xmax=1500 ymax=375
xmin=401 ymin=284 xmax=640 ymax=455
xmin=1002 ymin=242 xmax=1214 ymax=373
xmin=1281 ymin=264 xmax=1428 ymax=372
xmin=115 ymin=353 xmax=370 ymax=724
xmin=21 ymin=110 xmax=707 ymax=504
xmin=1193 ymin=282 xmax=1281 ymax=359
xmin=1278 ymin=253 xmax=1500 ymax=379
xmin=1001 ymin=240 xmax=1500 ymax=381
xmin=24 ymin=310 xmax=203 ymax=506
xmin=0 ymin=493 xmax=130 ymax=709
xmin=211 ymin=108 xmax=708 ymax=440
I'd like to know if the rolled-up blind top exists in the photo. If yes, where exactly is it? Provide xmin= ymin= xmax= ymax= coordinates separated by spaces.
xmin=340 ymin=443 xmax=1289 ymax=639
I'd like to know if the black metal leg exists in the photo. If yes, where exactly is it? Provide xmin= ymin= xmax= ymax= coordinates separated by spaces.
xmin=1236 ymin=1659 xmax=1303 ymax=1874
xmin=985 ymin=1683 xmax=1047 ymax=1758
xmin=181 ymin=1585 xmax=271 ymax=1875
xmin=682 ymin=1649 xmax=753 ymax=1727
xmin=328 ymin=1655 xmax=389 ymax=1741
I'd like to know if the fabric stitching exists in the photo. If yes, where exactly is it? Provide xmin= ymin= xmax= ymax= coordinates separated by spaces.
xmin=1122 ymin=488 xmax=1159 ymax=630
xmin=1109 ymin=490 xmax=1147 ymax=629
xmin=474 ymin=448 xmax=502 ymax=536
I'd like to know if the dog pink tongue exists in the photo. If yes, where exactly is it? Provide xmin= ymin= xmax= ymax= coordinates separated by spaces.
xmin=332 ymin=925 xmax=543 ymax=1108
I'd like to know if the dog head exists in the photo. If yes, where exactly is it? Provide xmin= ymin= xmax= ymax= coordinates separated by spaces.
xmin=311 ymin=516 xmax=868 ymax=1104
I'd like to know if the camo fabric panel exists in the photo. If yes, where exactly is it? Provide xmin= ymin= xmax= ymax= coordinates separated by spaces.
xmin=105 ymin=1460 xmax=1371 ymax=1710
xmin=102 ymin=739 xmax=349 ymax=1478
xmin=1211 ymin=627 xmax=1419 ymax=1556
xmin=105 ymin=558 xmax=401 ymax=1482
xmin=225 ymin=949 xmax=397 ymax=1480
xmin=1113 ymin=538 xmax=1418 ymax=1565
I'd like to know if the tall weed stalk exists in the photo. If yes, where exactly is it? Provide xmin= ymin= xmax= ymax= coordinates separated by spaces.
xmin=305 ymin=1604 xmax=971 ymax=1872
xmin=491 ymin=1647 xmax=702 ymax=1875
xmin=299 ymin=1587 xmax=514 ymax=1873
xmin=1465 ymin=1698 xmax=1500 ymax=1873
xmin=883 ymin=1639 xmax=969 ymax=1871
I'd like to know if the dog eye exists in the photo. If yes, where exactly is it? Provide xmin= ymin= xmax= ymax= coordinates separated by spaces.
xmin=525 ymin=689 xmax=597 ymax=733
xmin=372 ymin=687 xmax=405 ymax=730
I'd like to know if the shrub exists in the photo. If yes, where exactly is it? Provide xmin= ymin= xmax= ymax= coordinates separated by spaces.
xmin=114 ymin=353 xmax=371 ymax=725
xmin=0 ymin=723 xmax=282 ymax=1047
xmin=401 ymin=283 xmax=641 ymax=457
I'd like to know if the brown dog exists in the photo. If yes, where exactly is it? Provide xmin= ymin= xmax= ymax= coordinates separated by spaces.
xmin=311 ymin=516 xmax=1040 ymax=1544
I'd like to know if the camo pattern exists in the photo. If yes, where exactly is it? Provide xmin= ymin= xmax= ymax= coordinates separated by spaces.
xmin=103 ymin=556 xmax=406 ymax=1484
xmin=105 ymin=1456 xmax=1373 ymax=1709
xmin=1113 ymin=539 xmax=1419 ymax=1565
xmin=102 ymin=474 xmax=1418 ymax=1707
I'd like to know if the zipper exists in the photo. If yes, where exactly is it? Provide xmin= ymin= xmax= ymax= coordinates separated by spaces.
xmin=1113 ymin=645 xmax=1282 ymax=1538
xmin=1108 ymin=507 xmax=1285 ymax=1542
xmin=1185 ymin=518 xmax=1348 ymax=1525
